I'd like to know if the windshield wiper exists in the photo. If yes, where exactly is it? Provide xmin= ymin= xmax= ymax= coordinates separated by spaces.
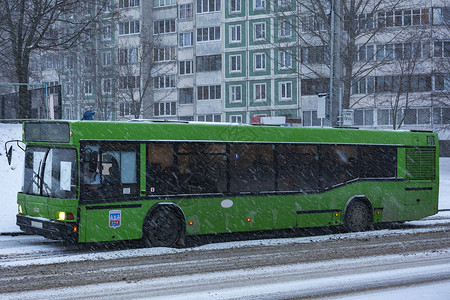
xmin=26 ymin=160 xmax=42 ymax=194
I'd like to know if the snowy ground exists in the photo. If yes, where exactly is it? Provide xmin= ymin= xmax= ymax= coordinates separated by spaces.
xmin=1 ymin=123 xmax=449 ymax=233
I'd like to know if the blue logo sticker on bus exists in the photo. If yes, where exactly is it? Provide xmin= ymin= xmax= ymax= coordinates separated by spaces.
xmin=109 ymin=210 xmax=121 ymax=228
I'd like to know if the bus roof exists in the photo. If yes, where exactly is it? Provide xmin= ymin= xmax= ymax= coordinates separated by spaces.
xmin=23 ymin=120 xmax=438 ymax=148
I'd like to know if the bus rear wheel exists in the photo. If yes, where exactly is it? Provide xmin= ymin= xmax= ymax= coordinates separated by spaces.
xmin=344 ymin=200 xmax=371 ymax=232
xmin=144 ymin=206 xmax=184 ymax=247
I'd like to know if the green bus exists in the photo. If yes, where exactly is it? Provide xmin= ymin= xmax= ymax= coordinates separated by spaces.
xmin=13 ymin=120 xmax=439 ymax=247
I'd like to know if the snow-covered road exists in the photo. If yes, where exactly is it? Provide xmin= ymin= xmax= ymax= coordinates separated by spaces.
xmin=1 ymin=212 xmax=450 ymax=299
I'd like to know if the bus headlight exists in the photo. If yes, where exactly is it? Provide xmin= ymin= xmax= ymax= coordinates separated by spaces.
xmin=18 ymin=204 xmax=23 ymax=214
xmin=57 ymin=211 xmax=74 ymax=221
xmin=58 ymin=211 xmax=66 ymax=221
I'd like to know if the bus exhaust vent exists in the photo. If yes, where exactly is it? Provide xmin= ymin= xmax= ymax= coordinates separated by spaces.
xmin=406 ymin=148 xmax=436 ymax=180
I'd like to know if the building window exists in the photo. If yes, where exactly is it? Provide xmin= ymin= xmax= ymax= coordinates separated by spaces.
xmin=154 ymin=0 xmax=175 ymax=8
xmin=153 ymin=74 xmax=175 ymax=89
xmin=197 ymin=26 xmax=220 ymax=42
xmin=102 ymin=79 xmax=112 ymax=95
xmin=278 ymin=20 xmax=292 ymax=38
xmin=230 ymin=85 xmax=242 ymax=103
xmin=179 ymin=32 xmax=194 ymax=47
xmin=433 ymin=107 xmax=450 ymax=124
xmin=102 ymin=51 xmax=111 ymax=67
xmin=102 ymin=25 xmax=112 ymax=41
xmin=278 ymin=0 xmax=291 ymax=7
xmin=375 ymin=42 xmax=422 ymax=61
xmin=354 ymin=109 xmax=374 ymax=126
xmin=404 ymin=108 xmax=431 ymax=125
xmin=65 ymin=82 xmax=74 ymax=97
xmin=254 ymin=83 xmax=266 ymax=102
xmin=301 ymin=15 xmax=327 ymax=32
xmin=303 ymin=111 xmax=321 ymax=126
xmin=354 ymin=13 xmax=375 ymax=30
xmin=279 ymin=51 xmax=292 ymax=69
xmin=377 ymin=109 xmax=392 ymax=125
xmin=377 ymin=9 xmax=429 ymax=27
xmin=279 ymin=82 xmax=292 ymax=100
xmin=119 ymin=76 xmax=140 ymax=90
xmin=375 ymin=75 xmax=431 ymax=93
xmin=198 ymin=114 xmax=221 ymax=122
xmin=120 ymin=0 xmax=140 ymax=8
xmin=230 ymin=0 xmax=241 ymax=13
xmin=84 ymin=55 xmax=93 ymax=68
xmin=179 ymin=3 xmax=193 ymax=19
xmin=179 ymin=88 xmax=193 ymax=104
xmin=196 ymin=55 xmax=221 ymax=72
xmin=102 ymin=1 xmax=111 ymax=13
xmin=84 ymin=80 xmax=93 ymax=95
xmin=230 ymin=115 xmax=242 ymax=123
xmin=357 ymin=44 xmax=375 ymax=61
xmin=66 ymin=55 xmax=75 ymax=70
xmin=301 ymin=46 xmax=329 ymax=64
xmin=197 ymin=0 xmax=221 ymax=13
xmin=179 ymin=60 xmax=194 ymax=75
xmin=119 ymin=102 xmax=137 ymax=117
xmin=434 ymin=74 xmax=450 ymax=91
xmin=153 ymin=47 xmax=175 ymax=62
xmin=254 ymin=0 xmax=266 ymax=10
xmin=44 ymin=55 xmax=59 ymax=70
xmin=301 ymin=78 xmax=330 ymax=96
xmin=153 ymin=19 xmax=176 ymax=35
xmin=230 ymin=54 xmax=241 ymax=72
xmin=254 ymin=53 xmax=266 ymax=71
xmin=254 ymin=22 xmax=266 ymax=40
xmin=433 ymin=41 xmax=450 ymax=58
xmin=230 ymin=25 xmax=241 ymax=43
xmin=352 ymin=77 xmax=375 ymax=94
xmin=119 ymin=20 xmax=140 ymax=35
xmin=154 ymin=102 xmax=176 ymax=116
xmin=198 ymin=85 xmax=221 ymax=100
xmin=433 ymin=7 xmax=450 ymax=25
xmin=118 ymin=47 xmax=139 ymax=64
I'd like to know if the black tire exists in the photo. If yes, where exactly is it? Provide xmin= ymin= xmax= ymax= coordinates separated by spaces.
xmin=344 ymin=200 xmax=371 ymax=232
xmin=144 ymin=206 xmax=183 ymax=247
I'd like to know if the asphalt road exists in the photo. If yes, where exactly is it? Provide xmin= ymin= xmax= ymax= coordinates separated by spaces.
xmin=1 ymin=216 xmax=450 ymax=299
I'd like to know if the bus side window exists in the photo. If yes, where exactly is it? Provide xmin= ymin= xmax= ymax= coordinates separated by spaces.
xmin=320 ymin=145 xmax=358 ymax=189
xmin=103 ymin=155 xmax=120 ymax=188
xmin=147 ymin=143 xmax=175 ymax=195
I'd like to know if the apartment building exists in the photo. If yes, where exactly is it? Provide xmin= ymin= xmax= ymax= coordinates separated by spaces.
xmin=37 ymin=0 xmax=449 ymax=146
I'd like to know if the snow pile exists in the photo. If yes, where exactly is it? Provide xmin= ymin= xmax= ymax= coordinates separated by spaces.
xmin=0 ymin=123 xmax=23 ymax=233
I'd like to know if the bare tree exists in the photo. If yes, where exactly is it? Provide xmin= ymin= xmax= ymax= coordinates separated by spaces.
xmin=273 ymin=0 xmax=403 ymax=110
xmin=115 ymin=33 xmax=162 ymax=120
xmin=380 ymin=41 xmax=432 ymax=129
xmin=0 ymin=0 xmax=110 ymax=119
xmin=430 ymin=6 xmax=450 ymax=133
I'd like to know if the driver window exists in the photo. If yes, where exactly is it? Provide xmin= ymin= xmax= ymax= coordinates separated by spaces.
xmin=81 ymin=143 xmax=139 ymax=200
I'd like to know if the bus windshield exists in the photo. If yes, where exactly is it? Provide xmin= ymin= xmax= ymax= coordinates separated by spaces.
xmin=23 ymin=147 xmax=78 ymax=199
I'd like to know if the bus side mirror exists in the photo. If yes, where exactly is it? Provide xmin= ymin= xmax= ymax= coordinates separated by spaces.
xmin=6 ymin=146 xmax=12 ymax=165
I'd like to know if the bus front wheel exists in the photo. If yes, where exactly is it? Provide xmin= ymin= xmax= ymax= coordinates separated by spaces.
xmin=144 ymin=206 xmax=184 ymax=247
xmin=344 ymin=200 xmax=371 ymax=232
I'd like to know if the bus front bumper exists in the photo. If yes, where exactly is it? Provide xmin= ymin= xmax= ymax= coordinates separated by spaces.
xmin=16 ymin=214 xmax=78 ymax=242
